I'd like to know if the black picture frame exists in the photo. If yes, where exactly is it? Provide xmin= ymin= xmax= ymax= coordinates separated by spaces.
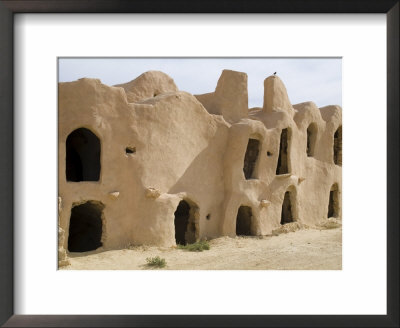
xmin=0 ymin=1 xmax=398 ymax=327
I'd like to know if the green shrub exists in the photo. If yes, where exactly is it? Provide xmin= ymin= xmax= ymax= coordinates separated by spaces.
xmin=146 ymin=256 xmax=166 ymax=268
xmin=178 ymin=240 xmax=210 ymax=252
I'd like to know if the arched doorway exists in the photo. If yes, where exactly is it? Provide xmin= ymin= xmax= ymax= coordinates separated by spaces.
xmin=333 ymin=126 xmax=342 ymax=166
xmin=66 ymin=128 xmax=101 ymax=182
xmin=328 ymin=184 xmax=340 ymax=218
xmin=243 ymin=138 xmax=260 ymax=179
xmin=281 ymin=190 xmax=295 ymax=224
xmin=236 ymin=205 xmax=253 ymax=236
xmin=68 ymin=201 xmax=104 ymax=252
xmin=276 ymin=128 xmax=290 ymax=175
xmin=306 ymin=123 xmax=317 ymax=157
xmin=174 ymin=200 xmax=197 ymax=245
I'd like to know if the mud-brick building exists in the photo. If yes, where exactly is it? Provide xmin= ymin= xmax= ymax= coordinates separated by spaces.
xmin=58 ymin=70 xmax=342 ymax=260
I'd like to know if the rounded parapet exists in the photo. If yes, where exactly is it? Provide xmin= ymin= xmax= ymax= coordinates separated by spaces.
xmin=319 ymin=105 xmax=342 ymax=126
xmin=293 ymin=101 xmax=324 ymax=128
xmin=115 ymin=71 xmax=179 ymax=103
xmin=195 ymin=69 xmax=248 ymax=123
xmin=263 ymin=75 xmax=294 ymax=116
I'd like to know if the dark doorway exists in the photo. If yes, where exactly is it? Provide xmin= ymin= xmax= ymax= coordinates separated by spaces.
xmin=68 ymin=201 xmax=104 ymax=252
xmin=276 ymin=128 xmax=289 ymax=175
xmin=243 ymin=139 xmax=260 ymax=179
xmin=333 ymin=126 xmax=342 ymax=166
xmin=174 ymin=200 xmax=197 ymax=245
xmin=281 ymin=191 xmax=294 ymax=224
xmin=306 ymin=123 xmax=317 ymax=157
xmin=328 ymin=184 xmax=339 ymax=218
xmin=66 ymin=128 xmax=101 ymax=182
xmin=236 ymin=206 xmax=253 ymax=236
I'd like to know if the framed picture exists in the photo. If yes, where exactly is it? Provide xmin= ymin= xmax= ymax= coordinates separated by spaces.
xmin=0 ymin=1 xmax=398 ymax=327
xmin=57 ymin=56 xmax=343 ymax=271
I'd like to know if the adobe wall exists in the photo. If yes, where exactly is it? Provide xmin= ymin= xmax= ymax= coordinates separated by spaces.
xmin=58 ymin=70 xmax=342 ymax=254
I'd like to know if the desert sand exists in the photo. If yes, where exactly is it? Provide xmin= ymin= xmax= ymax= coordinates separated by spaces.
xmin=61 ymin=224 xmax=341 ymax=270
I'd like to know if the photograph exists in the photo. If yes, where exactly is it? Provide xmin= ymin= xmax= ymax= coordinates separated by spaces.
xmin=57 ymin=58 xmax=342 ymax=270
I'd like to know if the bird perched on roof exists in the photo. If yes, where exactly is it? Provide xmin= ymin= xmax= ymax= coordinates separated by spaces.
xmin=273 ymin=72 xmax=277 ymax=76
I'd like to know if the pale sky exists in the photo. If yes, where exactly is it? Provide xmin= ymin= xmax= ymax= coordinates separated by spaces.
xmin=58 ymin=58 xmax=342 ymax=108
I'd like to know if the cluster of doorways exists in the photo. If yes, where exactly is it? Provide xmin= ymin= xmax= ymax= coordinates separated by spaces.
xmin=65 ymin=125 xmax=341 ymax=187
xmin=235 ymin=192 xmax=296 ymax=237
xmin=64 ymin=126 xmax=341 ymax=251
xmin=233 ymin=184 xmax=340 ymax=237
xmin=66 ymin=187 xmax=339 ymax=252
xmin=242 ymin=125 xmax=342 ymax=182
xmin=66 ymin=189 xmax=339 ymax=252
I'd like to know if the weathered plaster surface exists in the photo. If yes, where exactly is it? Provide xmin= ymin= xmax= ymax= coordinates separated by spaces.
xmin=58 ymin=70 xmax=342 ymax=255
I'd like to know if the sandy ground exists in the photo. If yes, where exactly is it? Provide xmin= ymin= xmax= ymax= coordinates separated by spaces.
xmin=61 ymin=225 xmax=342 ymax=270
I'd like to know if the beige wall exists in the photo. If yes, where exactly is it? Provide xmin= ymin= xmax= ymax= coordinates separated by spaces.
xmin=58 ymin=70 xmax=342 ymax=253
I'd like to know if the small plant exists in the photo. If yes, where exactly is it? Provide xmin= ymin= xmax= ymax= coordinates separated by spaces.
xmin=178 ymin=240 xmax=210 ymax=252
xmin=146 ymin=256 xmax=166 ymax=268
